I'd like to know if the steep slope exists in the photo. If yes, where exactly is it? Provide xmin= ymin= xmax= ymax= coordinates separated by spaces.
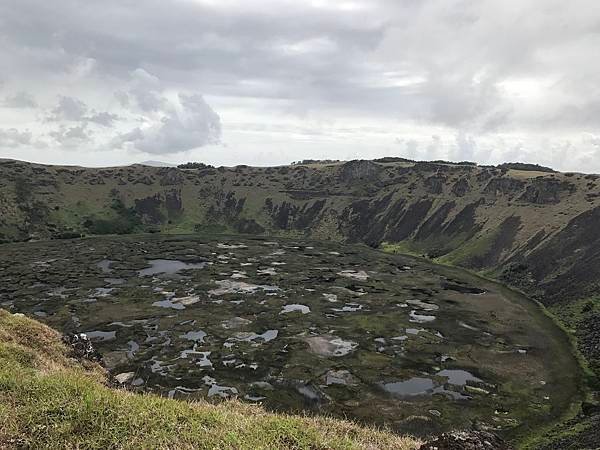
xmin=1 ymin=157 xmax=599 ymax=373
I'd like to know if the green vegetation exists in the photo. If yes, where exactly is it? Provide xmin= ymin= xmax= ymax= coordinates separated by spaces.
xmin=497 ymin=162 xmax=556 ymax=173
xmin=177 ymin=162 xmax=214 ymax=170
xmin=83 ymin=199 xmax=142 ymax=235
xmin=379 ymin=241 xmax=424 ymax=258
xmin=0 ymin=309 xmax=419 ymax=449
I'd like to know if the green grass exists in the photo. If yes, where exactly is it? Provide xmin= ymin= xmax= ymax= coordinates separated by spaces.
xmin=0 ymin=310 xmax=420 ymax=450
xmin=379 ymin=241 xmax=424 ymax=258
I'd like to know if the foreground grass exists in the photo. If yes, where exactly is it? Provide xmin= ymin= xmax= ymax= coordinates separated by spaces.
xmin=0 ymin=310 xmax=420 ymax=449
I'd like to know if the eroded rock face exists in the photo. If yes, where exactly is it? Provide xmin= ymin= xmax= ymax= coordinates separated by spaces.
xmin=420 ymin=431 xmax=510 ymax=450
xmin=338 ymin=160 xmax=382 ymax=182
xmin=518 ymin=178 xmax=576 ymax=204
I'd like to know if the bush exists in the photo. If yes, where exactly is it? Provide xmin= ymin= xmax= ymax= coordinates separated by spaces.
xmin=178 ymin=162 xmax=214 ymax=170
xmin=497 ymin=162 xmax=556 ymax=173
xmin=83 ymin=199 xmax=141 ymax=235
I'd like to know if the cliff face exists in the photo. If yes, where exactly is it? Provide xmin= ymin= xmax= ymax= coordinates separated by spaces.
xmin=1 ymin=158 xmax=600 ymax=363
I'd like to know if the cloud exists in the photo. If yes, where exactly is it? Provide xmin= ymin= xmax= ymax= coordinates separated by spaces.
xmin=124 ymin=68 xmax=167 ymax=112
xmin=86 ymin=111 xmax=119 ymax=127
xmin=453 ymin=132 xmax=477 ymax=162
xmin=0 ymin=0 xmax=600 ymax=169
xmin=1 ymin=0 xmax=598 ymax=131
xmin=584 ymin=133 xmax=600 ymax=147
xmin=48 ymin=124 xmax=93 ymax=147
xmin=0 ymin=128 xmax=33 ymax=147
xmin=47 ymin=96 xmax=88 ymax=121
xmin=45 ymin=95 xmax=119 ymax=128
xmin=113 ymin=93 xmax=221 ymax=154
xmin=3 ymin=91 xmax=37 ymax=108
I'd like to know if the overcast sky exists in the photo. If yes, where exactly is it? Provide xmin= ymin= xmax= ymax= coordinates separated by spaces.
xmin=1 ymin=0 xmax=600 ymax=171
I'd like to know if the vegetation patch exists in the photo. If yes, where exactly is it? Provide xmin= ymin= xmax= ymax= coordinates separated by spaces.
xmin=83 ymin=199 xmax=142 ymax=235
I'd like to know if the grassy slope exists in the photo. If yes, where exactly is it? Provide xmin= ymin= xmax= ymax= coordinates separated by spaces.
xmin=0 ymin=310 xmax=420 ymax=450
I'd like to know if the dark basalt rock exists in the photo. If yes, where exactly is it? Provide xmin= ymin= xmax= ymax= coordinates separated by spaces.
xmin=579 ymin=312 xmax=600 ymax=371
xmin=425 ymin=175 xmax=446 ymax=194
xmin=63 ymin=333 xmax=101 ymax=362
xmin=158 ymin=168 xmax=184 ymax=186
xmin=518 ymin=178 xmax=576 ymax=204
xmin=134 ymin=194 xmax=164 ymax=224
xmin=338 ymin=160 xmax=382 ymax=182
xmin=385 ymin=199 xmax=434 ymax=242
xmin=415 ymin=201 xmax=456 ymax=242
xmin=451 ymin=178 xmax=470 ymax=197
xmin=420 ymin=431 xmax=510 ymax=450
xmin=165 ymin=189 xmax=183 ymax=219
xmin=483 ymin=177 xmax=525 ymax=197
xmin=463 ymin=216 xmax=521 ymax=269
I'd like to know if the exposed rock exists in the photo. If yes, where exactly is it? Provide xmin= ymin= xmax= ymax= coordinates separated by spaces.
xmin=339 ymin=160 xmax=382 ymax=182
xmin=425 ymin=175 xmax=446 ymax=194
xmin=102 ymin=351 xmax=129 ymax=369
xmin=483 ymin=177 xmax=525 ymax=197
xmin=159 ymin=168 xmax=184 ymax=186
xmin=63 ymin=333 xmax=100 ymax=361
xmin=420 ymin=431 xmax=510 ymax=450
xmin=518 ymin=178 xmax=575 ymax=204
xmin=579 ymin=312 xmax=600 ymax=371
xmin=114 ymin=372 xmax=135 ymax=384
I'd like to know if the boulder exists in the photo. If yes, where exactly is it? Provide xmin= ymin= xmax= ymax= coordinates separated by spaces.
xmin=63 ymin=332 xmax=100 ymax=361
xmin=420 ymin=431 xmax=510 ymax=450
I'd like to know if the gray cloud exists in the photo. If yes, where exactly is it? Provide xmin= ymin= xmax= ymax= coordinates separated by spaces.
xmin=86 ymin=112 xmax=119 ymax=127
xmin=49 ymin=124 xmax=92 ymax=146
xmin=47 ymin=96 xmax=88 ymax=122
xmin=113 ymin=93 xmax=221 ymax=154
xmin=0 ymin=0 xmax=599 ymax=169
xmin=0 ymin=128 xmax=33 ymax=147
xmin=46 ymin=95 xmax=120 ymax=127
xmin=3 ymin=91 xmax=37 ymax=108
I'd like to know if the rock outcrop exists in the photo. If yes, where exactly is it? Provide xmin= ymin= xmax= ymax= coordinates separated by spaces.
xmin=420 ymin=431 xmax=510 ymax=450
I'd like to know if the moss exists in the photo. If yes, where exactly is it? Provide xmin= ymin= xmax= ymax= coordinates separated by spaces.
xmin=437 ymin=230 xmax=496 ymax=266
xmin=380 ymin=241 xmax=424 ymax=258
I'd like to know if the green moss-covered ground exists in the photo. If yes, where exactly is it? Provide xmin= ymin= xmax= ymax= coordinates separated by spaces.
xmin=0 ymin=309 xmax=420 ymax=450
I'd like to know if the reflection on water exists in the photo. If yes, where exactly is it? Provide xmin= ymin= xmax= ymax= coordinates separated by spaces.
xmin=139 ymin=259 xmax=207 ymax=276
xmin=383 ymin=377 xmax=435 ymax=396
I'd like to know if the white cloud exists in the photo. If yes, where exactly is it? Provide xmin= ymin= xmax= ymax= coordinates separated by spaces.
xmin=48 ymin=124 xmax=93 ymax=147
xmin=47 ymin=96 xmax=88 ymax=122
xmin=113 ymin=93 xmax=221 ymax=154
xmin=0 ymin=128 xmax=33 ymax=147
xmin=3 ymin=91 xmax=37 ymax=108
xmin=87 ymin=111 xmax=119 ymax=127
xmin=0 ymin=0 xmax=599 ymax=170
